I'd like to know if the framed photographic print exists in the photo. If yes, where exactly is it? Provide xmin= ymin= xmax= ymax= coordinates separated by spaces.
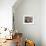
xmin=23 ymin=15 xmax=34 ymax=24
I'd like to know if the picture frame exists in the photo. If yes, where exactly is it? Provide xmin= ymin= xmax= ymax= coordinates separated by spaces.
xmin=23 ymin=15 xmax=34 ymax=24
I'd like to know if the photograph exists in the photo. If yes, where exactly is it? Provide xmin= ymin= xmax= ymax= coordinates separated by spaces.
xmin=0 ymin=0 xmax=45 ymax=46
xmin=23 ymin=15 xmax=34 ymax=24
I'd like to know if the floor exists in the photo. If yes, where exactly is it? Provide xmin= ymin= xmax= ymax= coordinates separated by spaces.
xmin=0 ymin=33 xmax=23 ymax=46
xmin=0 ymin=39 xmax=16 ymax=46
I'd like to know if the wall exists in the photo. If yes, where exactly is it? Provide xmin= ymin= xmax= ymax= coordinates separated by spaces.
xmin=13 ymin=0 xmax=41 ymax=46
xmin=0 ymin=0 xmax=17 ymax=30
xmin=41 ymin=0 xmax=46 ymax=46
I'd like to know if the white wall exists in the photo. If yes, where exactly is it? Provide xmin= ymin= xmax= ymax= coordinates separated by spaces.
xmin=0 ymin=0 xmax=17 ymax=30
xmin=41 ymin=0 xmax=46 ymax=46
xmin=13 ymin=0 xmax=41 ymax=46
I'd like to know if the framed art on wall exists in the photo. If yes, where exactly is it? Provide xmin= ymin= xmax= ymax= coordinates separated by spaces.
xmin=23 ymin=15 xmax=34 ymax=24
